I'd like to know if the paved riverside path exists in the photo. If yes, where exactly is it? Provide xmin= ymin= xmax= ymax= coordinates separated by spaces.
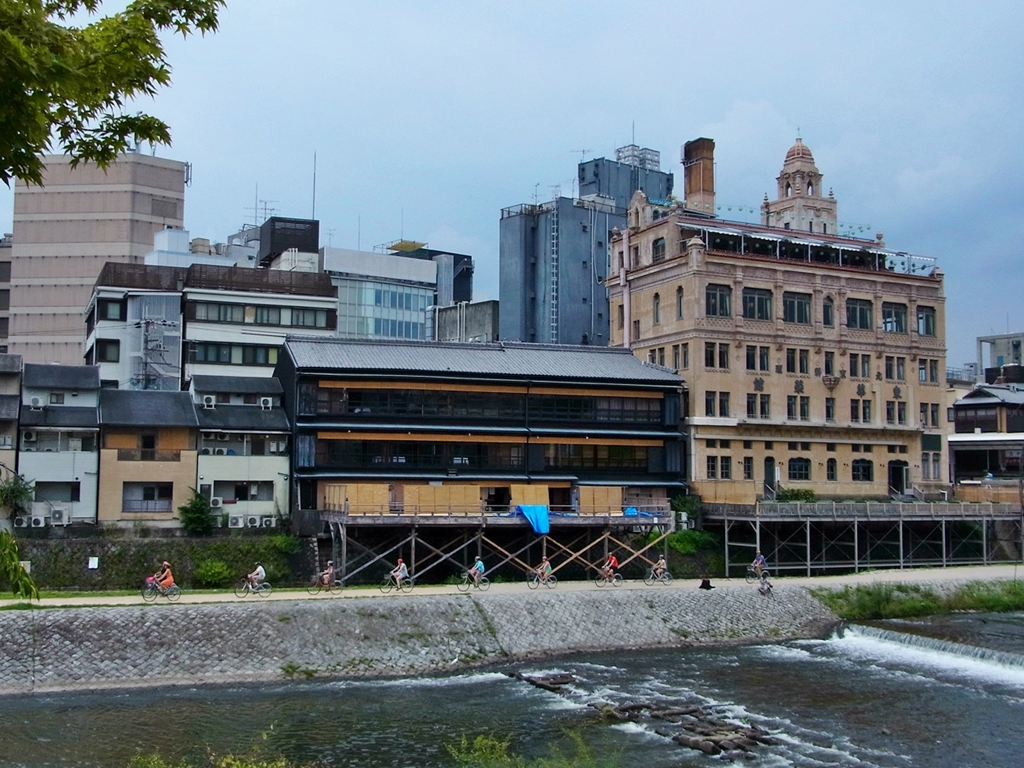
xmin=0 ymin=563 xmax=1018 ymax=609
xmin=0 ymin=564 xmax=1017 ymax=695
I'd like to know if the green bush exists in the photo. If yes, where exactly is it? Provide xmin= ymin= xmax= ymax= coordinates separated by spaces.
xmin=194 ymin=559 xmax=233 ymax=588
xmin=777 ymin=488 xmax=816 ymax=502
xmin=178 ymin=489 xmax=213 ymax=536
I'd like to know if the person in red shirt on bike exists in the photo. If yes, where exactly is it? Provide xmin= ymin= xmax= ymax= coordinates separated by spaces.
xmin=600 ymin=553 xmax=619 ymax=581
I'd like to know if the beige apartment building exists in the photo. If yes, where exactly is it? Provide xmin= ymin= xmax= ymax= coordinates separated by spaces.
xmin=608 ymin=138 xmax=947 ymax=505
xmin=10 ymin=152 xmax=186 ymax=365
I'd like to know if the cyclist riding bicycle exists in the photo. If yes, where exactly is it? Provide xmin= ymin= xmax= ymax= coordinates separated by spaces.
xmin=390 ymin=558 xmax=409 ymax=587
xmin=536 ymin=556 xmax=553 ymax=583
xmin=247 ymin=561 xmax=266 ymax=587
xmin=653 ymin=555 xmax=667 ymax=580
xmin=600 ymin=553 xmax=619 ymax=581
xmin=319 ymin=560 xmax=335 ymax=587
xmin=469 ymin=557 xmax=485 ymax=586
xmin=751 ymin=551 xmax=767 ymax=575
xmin=153 ymin=561 xmax=174 ymax=594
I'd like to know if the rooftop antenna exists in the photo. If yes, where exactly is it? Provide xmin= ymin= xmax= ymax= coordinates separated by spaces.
xmin=571 ymin=148 xmax=591 ymax=163
xmin=327 ymin=228 xmax=336 ymax=247
xmin=311 ymin=151 xmax=317 ymax=220
xmin=533 ymin=183 xmax=540 ymax=205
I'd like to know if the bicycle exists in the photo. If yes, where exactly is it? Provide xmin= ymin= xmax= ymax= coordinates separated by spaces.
xmin=456 ymin=571 xmax=490 ymax=592
xmin=527 ymin=571 xmax=557 ymax=590
xmin=380 ymin=574 xmax=414 ymax=594
xmin=141 ymin=578 xmax=181 ymax=602
xmin=234 ymin=578 xmax=272 ymax=597
xmin=306 ymin=574 xmax=343 ymax=595
xmin=643 ymin=569 xmax=673 ymax=586
xmin=745 ymin=567 xmax=772 ymax=583
xmin=594 ymin=570 xmax=623 ymax=587
xmin=757 ymin=579 xmax=774 ymax=598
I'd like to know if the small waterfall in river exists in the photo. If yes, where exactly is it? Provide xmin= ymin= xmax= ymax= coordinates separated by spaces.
xmin=840 ymin=623 xmax=1024 ymax=669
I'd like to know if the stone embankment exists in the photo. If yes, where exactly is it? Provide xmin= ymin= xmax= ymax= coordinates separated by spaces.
xmin=0 ymin=585 xmax=836 ymax=695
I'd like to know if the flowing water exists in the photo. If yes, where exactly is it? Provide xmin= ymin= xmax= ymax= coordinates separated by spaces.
xmin=4 ymin=613 xmax=1024 ymax=768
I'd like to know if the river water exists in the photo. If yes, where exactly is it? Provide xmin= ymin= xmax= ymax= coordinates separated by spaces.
xmin=4 ymin=613 xmax=1024 ymax=768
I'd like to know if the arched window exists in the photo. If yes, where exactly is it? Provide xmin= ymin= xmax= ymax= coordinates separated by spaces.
xmin=786 ymin=183 xmax=792 ymax=197
xmin=822 ymin=297 xmax=834 ymax=327
xmin=827 ymin=458 xmax=837 ymax=481
xmin=676 ymin=287 xmax=684 ymax=319
xmin=807 ymin=182 xmax=814 ymax=196
xmin=653 ymin=293 xmax=661 ymax=325
xmin=788 ymin=457 xmax=811 ymax=481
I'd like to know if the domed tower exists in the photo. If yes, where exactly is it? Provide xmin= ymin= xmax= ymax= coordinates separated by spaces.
xmin=760 ymin=138 xmax=838 ymax=234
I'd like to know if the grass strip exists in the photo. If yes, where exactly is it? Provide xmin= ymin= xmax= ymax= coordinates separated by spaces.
xmin=811 ymin=579 xmax=1024 ymax=620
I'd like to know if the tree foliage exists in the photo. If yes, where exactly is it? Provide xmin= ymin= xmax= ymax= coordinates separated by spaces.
xmin=178 ymin=487 xmax=212 ymax=535
xmin=0 ymin=472 xmax=34 ymax=520
xmin=0 ymin=0 xmax=224 ymax=186
xmin=0 ymin=529 xmax=39 ymax=600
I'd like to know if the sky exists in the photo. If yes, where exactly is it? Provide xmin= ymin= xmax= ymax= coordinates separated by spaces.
xmin=2 ymin=0 xmax=1022 ymax=366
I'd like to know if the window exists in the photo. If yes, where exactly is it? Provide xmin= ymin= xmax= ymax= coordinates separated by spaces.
xmin=653 ymin=293 xmax=661 ymax=325
xmin=933 ymin=453 xmax=941 ymax=480
xmin=897 ymin=402 xmax=906 ymax=425
xmin=705 ymin=391 xmax=716 ymax=417
xmin=759 ymin=394 xmax=771 ymax=419
xmin=825 ymin=351 xmax=835 ymax=376
xmin=747 ymin=393 xmax=757 ymax=418
xmin=648 ymin=349 xmax=657 ymax=364
xmin=931 ymin=404 xmax=939 ymax=427
xmin=676 ymin=287 xmax=684 ymax=319
xmin=705 ymin=342 xmax=716 ymax=368
xmin=846 ymin=298 xmax=873 ymax=330
xmin=920 ymin=403 xmax=929 ymax=426
xmin=862 ymin=400 xmax=872 ymax=423
xmin=917 ymin=306 xmax=937 ymax=336
xmin=886 ymin=401 xmax=895 ymax=424
xmin=885 ymin=356 xmax=895 ymax=380
xmin=672 ymin=345 xmax=680 ymax=370
xmin=852 ymin=459 xmax=874 ymax=482
xmin=706 ymin=284 xmax=732 ymax=317
xmin=96 ymin=339 xmax=120 ymax=363
xmin=825 ymin=458 xmax=836 ymax=481
xmin=881 ymin=302 xmax=908 ymax=333
xmin=718 ymin=392 xmax=730 ymax=418
xmin=787 ymin=395 xmax=797 ymax=420
xmin=786 ymin=348 xmax=797 ymax=373
xmin=99 ymin=299 xmax=125 ymax=321
xmin=49 ymin=393 xmax=64 ymax=404
xmin=632 ymin=319 xmax=640 ymax=340
xmin=746 ymin=345 xmax=757 ymax=371
xmin=930 ymin=359 xmax=939 ymax=383
xmin=718 ymin=343 xmax=730 ymax=369
xmin=851 ymin=399 xmax=860 ymax=422
xmin=850 ymin=353 xmax=870 ymax=378
xmin=652 ymin=238 xmax=666 ymax=263
xmin=759 ymin=346 xmax=770 ymax=371
xmin=825 ymin=397 xmax=835 ymax=422
xmin=707 ymin=455 xmax=718 ymax=479
xmin=922 ymin=452 xmax=931 ymax=480
xmin=742 ymin=288 xmax=773 ymax=320
xmin=743 ymin=456 xmax=753 ymax=480
xmin=783 ymin=292 xmax=812 ymax=324
xmin=720 ymin=456 xmax=732 ymax=480
xmin=823 ymin=297 xmax=834 ymax=327
xmin=920 ymin=358 xmax=940 ymax=383
xmin=800 ymin=396 xmax=810 ymax=421
xmin=706 ymin=439 xmax=717 ymax=448
xmin=681 ymin=343 xmax=689 ymax=368
xmin=788 ymin=457 xmax=811 ymax=481
xmin=799 ymin=349 xmax=809 ymax=374
xmin=897 ymin=357 xmax=905 ymax=381
xmin=617 ymin=304 xmax=624 ymax=329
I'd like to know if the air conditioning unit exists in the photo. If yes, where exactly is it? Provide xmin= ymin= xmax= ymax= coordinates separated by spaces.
xmin=214 ymin=448 xmax=227 ymax=456
xmin=199 ymin=447 xmax=212 ymax=455
xmin=227 ymin=514 xmax=245 ymax=528
xmin=49 ymin=507 xmax=70 ymax=526
xmin=209 ymin=497 xmax=223 ymax=508
xmin=30 ymin=515 xmax=46 ymax=528
xmin=29 ymin=397 xmax=43 ymax=410
xmin=202 ymin=432 xmax=217 ymax=440
xmin=246 ymin=515 xmax=260 ymax=528
xmin=261 ymin=516 xmax=276 ymax=528
xmin=22 ymin=431 xmax=36 ymax=443
xmin=202 ymin=395 xmax=216 ymax=409
xmin=216 ymin=433 xmax=230 ymax=442
xmin=68 ymin=438 xmax=82 ymax=452
xmin=260 ymin=397 xmax=273 ymax=410
xmin=13 ymin=516 xmax=29 ymax=528
xmin=0 ymin=435 xmax=12 ymax=449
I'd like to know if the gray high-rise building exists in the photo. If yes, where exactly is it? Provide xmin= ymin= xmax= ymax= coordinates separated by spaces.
xmin=499 ymin=146 xmax=673 ymax=345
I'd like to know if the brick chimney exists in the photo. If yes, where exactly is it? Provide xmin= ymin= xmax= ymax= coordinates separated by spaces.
xmin=682 ymin=138 xmax=715 ymax=216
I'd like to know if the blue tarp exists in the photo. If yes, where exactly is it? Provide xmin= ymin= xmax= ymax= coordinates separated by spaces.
xmin=624 ymin=506 xmax=639 ymax=517
xmin=515 ymin=504 xmax=551 ymax=534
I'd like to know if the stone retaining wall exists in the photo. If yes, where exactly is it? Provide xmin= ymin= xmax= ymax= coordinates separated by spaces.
xmin=0 ymin=587 xmax=837 ymax=695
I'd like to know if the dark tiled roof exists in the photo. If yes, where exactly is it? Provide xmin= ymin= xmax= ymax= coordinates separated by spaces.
xmin=0 ymin=395 xmax=21 ymax=420
xmin=20 ymin=405 xmax=98 ymax=428
xmin=100 ymin=390 xmax=198 ymax=427
xmin=197 ymin=406 xmax=290 ymax=432
xmin=954 ymin=385 xmax=1024 ymax=407
xmin=23 ymin=364 xmax=100 ymax=390
xmin=190 ymin=375 xmax=283 ymax=396
xmin=283 ymin=339 xmax=682 ymax=385
xmin=0 ymin=354 xmax=22 ymax=374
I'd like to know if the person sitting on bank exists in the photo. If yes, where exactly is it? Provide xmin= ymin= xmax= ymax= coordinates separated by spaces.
xmin=757 ymin=571 xmax=773 ymax=596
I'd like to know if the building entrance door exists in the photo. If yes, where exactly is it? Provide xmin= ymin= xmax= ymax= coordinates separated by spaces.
xmin=888 ymin=461 xmax=909 ymax=495
xmin=764 ymin=457 xmax=776 ymax=497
